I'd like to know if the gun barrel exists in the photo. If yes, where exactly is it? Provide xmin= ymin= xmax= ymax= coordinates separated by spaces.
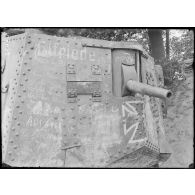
xmin=126 ymin=80 xmax=172 ymax=99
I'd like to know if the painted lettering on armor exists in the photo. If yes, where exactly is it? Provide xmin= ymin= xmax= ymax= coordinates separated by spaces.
xmin=34 ymin=41 xmax=96 ymax=61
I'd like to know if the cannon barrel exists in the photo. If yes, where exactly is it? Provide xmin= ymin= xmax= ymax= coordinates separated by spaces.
xmin=126 ymin=80 xmax=172 ymax=99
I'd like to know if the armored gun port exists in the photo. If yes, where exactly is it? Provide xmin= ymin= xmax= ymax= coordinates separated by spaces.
xmin=126 ymin=80 xmax=172 ymax=99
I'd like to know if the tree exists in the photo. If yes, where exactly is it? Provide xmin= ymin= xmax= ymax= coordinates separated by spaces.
xmin=166 ymin=30 xmax=170 ymax=60
xmin=148 ymin=29 xmax=166 ymax=64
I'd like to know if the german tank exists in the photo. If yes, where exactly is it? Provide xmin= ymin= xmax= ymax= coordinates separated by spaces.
xmin=1 ymin=31 xmax=172 ymax=167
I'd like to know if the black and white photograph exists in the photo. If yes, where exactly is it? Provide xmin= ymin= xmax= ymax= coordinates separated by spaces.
xmin=0 ymin=1 xmax=194 ymax=195
xmin=1 ymin=28 xmax=194 ymax=168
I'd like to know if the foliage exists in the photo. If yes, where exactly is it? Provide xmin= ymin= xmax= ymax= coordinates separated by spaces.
xmin=130 ymin=29 xmax=150 ymax=53
xmin=161 ymin=59 xmax=182 ymax=86
xmin=162 ymin=30 xmax=194 ymax=86
xmin=39 ymin=28 xmax=139 ymax=41
xmin=170 ymin=30 xmax=194 ymax=62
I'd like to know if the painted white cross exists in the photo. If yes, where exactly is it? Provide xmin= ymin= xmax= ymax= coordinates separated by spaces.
xmin=122 ymin=101 xmax=143 ymax=143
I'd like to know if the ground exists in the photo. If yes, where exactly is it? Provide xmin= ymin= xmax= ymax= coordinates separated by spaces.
xmin=161 ymin=74 xmax=194 ymax=168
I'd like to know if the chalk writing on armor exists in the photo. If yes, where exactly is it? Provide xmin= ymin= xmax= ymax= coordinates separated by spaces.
xmin=35 ymin=41 xmax=96 ymax=61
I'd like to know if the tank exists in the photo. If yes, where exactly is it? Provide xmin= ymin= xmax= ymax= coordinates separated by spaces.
xmin=1 ymin=31 xmax=172 ymax=167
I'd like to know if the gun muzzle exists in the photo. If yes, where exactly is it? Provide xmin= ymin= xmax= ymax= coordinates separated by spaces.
xmin=126 ymin=80 xmax=172 ymax=99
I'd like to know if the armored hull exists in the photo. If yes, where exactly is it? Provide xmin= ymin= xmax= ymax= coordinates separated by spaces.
xmin=1 ymin=32 xmax=171 ymax=167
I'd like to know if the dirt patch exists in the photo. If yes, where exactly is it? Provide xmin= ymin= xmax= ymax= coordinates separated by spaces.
xmin=161 ymin=74 xmax=194 ymax=167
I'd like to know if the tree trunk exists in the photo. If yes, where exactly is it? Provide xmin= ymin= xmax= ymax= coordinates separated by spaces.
xmin=148 ymin=29 xmax=165 ymax=64
xmin=166 ymin=30 xmax=170 ymax=60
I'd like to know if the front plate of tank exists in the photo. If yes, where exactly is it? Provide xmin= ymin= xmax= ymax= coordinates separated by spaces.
xmin=2 ymin=33 xmax=164 ymax=167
